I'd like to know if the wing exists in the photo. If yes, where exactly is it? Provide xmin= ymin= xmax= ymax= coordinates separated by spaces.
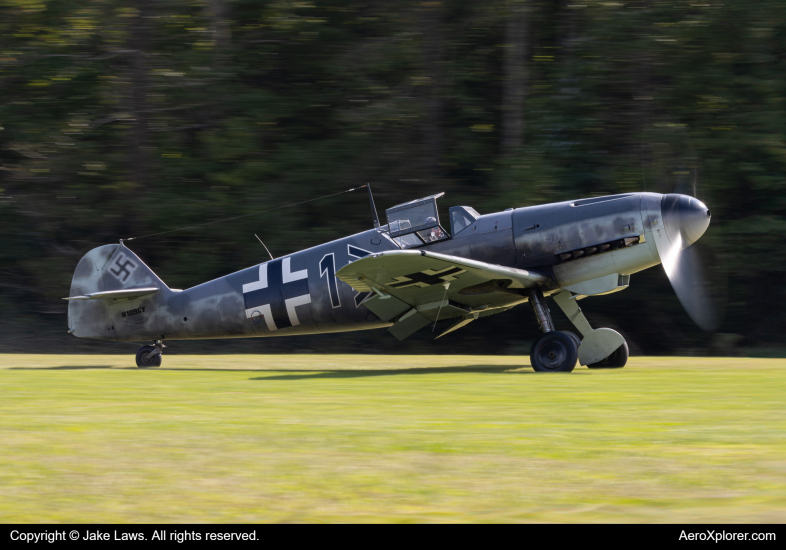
xmin=336 ymin=250 xmax=551 ymax=340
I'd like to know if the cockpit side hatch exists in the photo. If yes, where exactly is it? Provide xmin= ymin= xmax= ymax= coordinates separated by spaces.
xmin=385 ymin=192 xmax=450 ymax=248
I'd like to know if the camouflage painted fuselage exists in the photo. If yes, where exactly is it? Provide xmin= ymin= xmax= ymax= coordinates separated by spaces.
xmin=68 ymin=192 xmax=666 ymax=342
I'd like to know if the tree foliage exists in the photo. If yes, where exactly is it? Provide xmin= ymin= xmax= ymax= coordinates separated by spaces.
xmin=1 ymin=0 xmax=783 ymax=354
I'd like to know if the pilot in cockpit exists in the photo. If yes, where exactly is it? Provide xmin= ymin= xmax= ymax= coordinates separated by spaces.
xmin=423 ymin=217 xmax=446 ymax=242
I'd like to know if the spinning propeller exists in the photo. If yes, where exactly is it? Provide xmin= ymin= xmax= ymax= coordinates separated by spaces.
xmin=653 ymin=194 xmax=721 ymax=332
xmin=640 ymin=122 xmax=727 ymax=333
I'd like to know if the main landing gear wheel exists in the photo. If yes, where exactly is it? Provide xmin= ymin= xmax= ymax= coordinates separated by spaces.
xmin=530 ymin=331 xmax=579 ymax=373
xmin=563 ymin=331 xmax=581 ymax=350
xmin=136 ymin=344 xmax=162 ymax=368
xmin=586 ymin=341 xmax=629 ymax=369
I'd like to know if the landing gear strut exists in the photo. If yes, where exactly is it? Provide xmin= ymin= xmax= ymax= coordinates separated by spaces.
xmin=136 ymin=340 xmax=164 ymax=368
xmin=528 ymin=288 xmax=578 ymax=372
xmin=551 ymin=290 xmax=629 ymax=369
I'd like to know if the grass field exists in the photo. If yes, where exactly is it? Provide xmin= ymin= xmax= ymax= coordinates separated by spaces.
xmin=1 ymin=354 xmax=785 ymax=523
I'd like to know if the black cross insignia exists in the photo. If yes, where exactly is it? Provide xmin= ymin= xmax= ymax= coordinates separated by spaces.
xmin=242 ymin=258 xmax=310 ymax=331
xmin=386 ymin=266 xmax=465 ymax=289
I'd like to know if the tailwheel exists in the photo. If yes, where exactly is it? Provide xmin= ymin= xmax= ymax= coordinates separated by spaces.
xmin=136 ymin=342 xmax=163 ymax=368
xmin=530 ymin=331 xmax=579 ymax=373
xmin=587 ymin=341 xmax=629 ymax=369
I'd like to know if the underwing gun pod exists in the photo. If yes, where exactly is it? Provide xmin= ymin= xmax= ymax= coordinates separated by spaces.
xmin=66 ymin=190 xmax=711 ymax=371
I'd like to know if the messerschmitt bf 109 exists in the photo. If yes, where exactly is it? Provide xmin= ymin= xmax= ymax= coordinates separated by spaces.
xmin=65 ymin=189 xmax=712 ymax=372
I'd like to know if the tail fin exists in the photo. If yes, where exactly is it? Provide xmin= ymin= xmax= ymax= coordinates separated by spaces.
xmin=67 ymin=243 xmax=171 ymax=340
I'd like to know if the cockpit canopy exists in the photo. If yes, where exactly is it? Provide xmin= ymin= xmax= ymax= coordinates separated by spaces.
xmin=384 ymin=193 xmax=480 ymax=248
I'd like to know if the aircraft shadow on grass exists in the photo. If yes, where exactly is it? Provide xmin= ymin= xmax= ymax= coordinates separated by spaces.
xmin=9 ymin=365 xmax=589 ymax=377
xmin=12 ymin=365 xmax=534 ymax=375
xmin=249 ymin=365 xmax=567 ymax=381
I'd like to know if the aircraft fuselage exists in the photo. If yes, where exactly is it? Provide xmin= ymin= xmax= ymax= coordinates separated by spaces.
xmin=67 ymin=192 xmax=680 ymax=342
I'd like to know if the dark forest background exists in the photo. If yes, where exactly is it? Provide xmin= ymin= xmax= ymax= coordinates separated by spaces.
xmin=1 ymin=0 xmax=784 ymax=356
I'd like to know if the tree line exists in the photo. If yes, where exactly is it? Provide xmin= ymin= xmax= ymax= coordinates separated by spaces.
xmin=1 ymin=0 xmax=783 ymax=355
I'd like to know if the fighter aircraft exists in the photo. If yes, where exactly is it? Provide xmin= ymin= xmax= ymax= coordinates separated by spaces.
xmin=65 ymin=190 xmax=712 ymax=372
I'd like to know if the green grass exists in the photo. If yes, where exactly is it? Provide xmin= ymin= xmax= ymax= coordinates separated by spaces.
xmin=1 ymin=354 xmax=785 ymax=523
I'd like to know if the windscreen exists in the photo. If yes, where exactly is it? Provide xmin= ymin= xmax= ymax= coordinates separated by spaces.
xmin=450 ymin=206 xmax=480 ymax=236
xmin=451 ymin=210 xmax=473 ymax=234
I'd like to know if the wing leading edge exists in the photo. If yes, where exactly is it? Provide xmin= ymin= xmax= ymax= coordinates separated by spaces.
xmin=336 ymin=250 xmax=551 ymax=340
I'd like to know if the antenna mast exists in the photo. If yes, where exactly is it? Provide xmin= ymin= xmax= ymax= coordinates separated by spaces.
xmin=254 ymin=234 xmax=275 ymax=260
xmin=367 ymin=183 xmax=380 ymax=228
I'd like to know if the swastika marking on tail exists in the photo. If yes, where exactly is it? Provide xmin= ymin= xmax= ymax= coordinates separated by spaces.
xmin=108 ymin=253 xmax=138 ymax=284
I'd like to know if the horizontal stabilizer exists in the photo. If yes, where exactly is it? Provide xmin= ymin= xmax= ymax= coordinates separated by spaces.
xmin=63 ymin=287 xmax=160 ymax=301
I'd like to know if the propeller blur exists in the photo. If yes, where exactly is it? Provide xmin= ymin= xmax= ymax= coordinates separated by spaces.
xmin=654 ymin=194 xmax=719 ymax=332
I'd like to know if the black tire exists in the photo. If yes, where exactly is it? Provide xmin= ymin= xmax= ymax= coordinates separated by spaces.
xmin=587 ymin=341 xmax=629 ymax=369
xmin=563 ymin=331 xmax=582 ymax=350
xmin=136 ymin=345 xmax=162 ymax=368
xmin=530 ymin=331 xmax=578 ymax=373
